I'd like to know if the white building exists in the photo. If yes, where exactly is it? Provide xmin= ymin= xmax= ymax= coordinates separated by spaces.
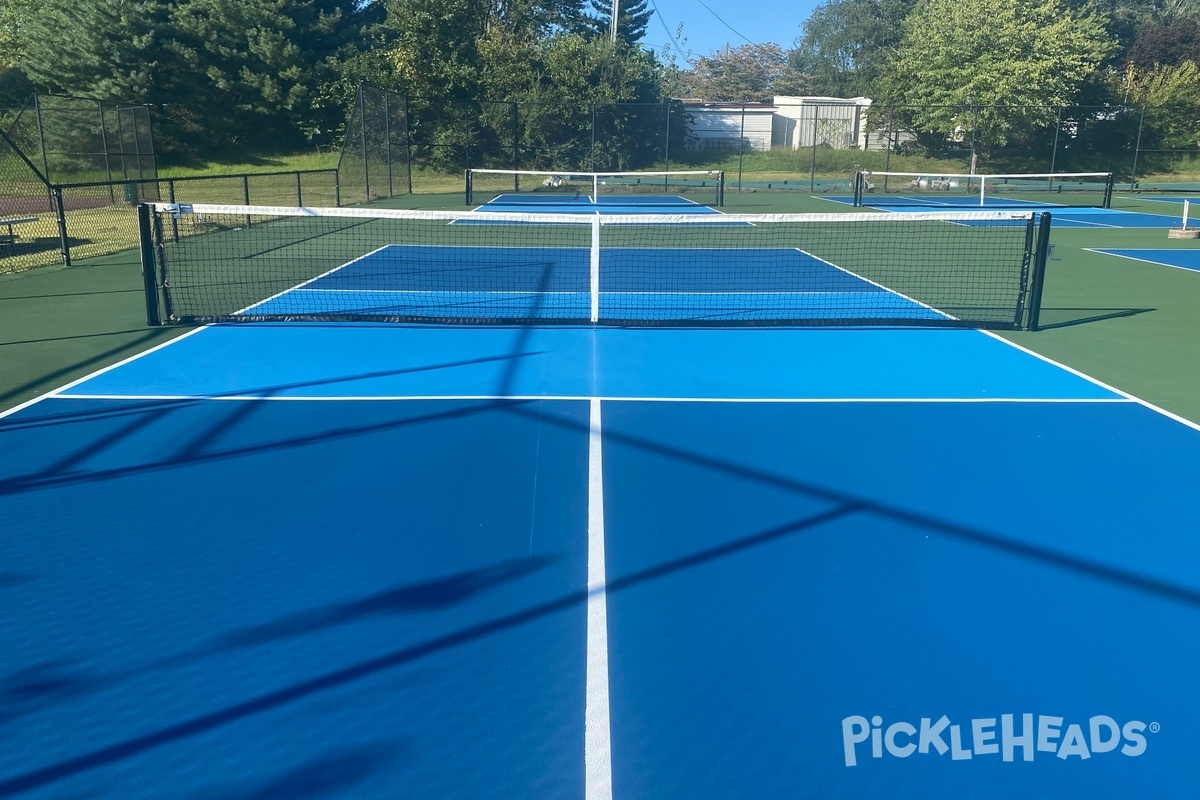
xmin=680 ymin=102 xmax=776 ymax=152
xmin=772 ymin=96 xmax=872 ymax=150
xmin=678 ymin=97 xmax=917 ymax=152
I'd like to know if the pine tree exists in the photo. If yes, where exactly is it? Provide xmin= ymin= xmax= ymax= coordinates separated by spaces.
xmin=585 ymin=0 xmax=652 ymax=44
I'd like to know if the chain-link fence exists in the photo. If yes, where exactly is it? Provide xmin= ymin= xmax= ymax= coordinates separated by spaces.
xmin=1 ymin=167 xmax=339 ymax=274
xmin=338 ymin=85 xmax=1200 ymax=198
xmin=337 ymin=84 xmax=693 ymax=200
xmin=3 ymin=93 xmax=157 ymax=186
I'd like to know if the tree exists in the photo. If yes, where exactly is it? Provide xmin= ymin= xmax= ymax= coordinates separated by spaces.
xmin=793 ymin=0 xmax=916 ymax=97
xmin=584 ymin=0 xmax=653 ymax=44
xmin=1125 ymin=18 xmax=1200 ymax=69
xmin=0 ymin=0 xmax=43 ymax=70
xmin=21 ymin=0 xmax=377 ymax=151
xmin=21 ymin=0 xmax=171 ymax=102
xmin=878 ymin=0 xmax=1116 ymax=161
xmin=166 ymin=0 xmax=376 ymax=147
xmin=682 ymin=44 xmax=809 ymax=102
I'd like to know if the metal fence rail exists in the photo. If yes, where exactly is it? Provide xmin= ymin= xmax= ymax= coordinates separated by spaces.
xmin=0 ymin=168 xmax=339 ymax=274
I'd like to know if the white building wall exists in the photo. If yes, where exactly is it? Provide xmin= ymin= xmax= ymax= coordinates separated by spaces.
xmin=772 ymin=96 xmax=871 ymax=150
xmin=682 ymin=105 xmax=775 ymax=151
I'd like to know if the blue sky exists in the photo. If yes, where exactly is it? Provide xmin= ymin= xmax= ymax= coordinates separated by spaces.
xmin=640 ymin=0 xmax=822 ymax=62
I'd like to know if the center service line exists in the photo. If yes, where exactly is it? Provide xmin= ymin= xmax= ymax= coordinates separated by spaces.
xmin=585 ymin=396 xmax=614 ymax=800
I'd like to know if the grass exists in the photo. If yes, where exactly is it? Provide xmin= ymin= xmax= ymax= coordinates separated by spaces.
xmin=156 ymin=149 xmax=341 ymax=178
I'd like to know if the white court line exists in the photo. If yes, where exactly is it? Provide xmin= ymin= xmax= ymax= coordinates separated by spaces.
xmin=1084 ymin=248 xmax=1200 ymax=273
xmin=0 ymin=325 xmax=210 ymax=421
xmin=52 ymin=394 xmax=1136 ymax=404
xmin=238 ymin=244 xmax=393 ymax=313
xmin=978 ymin=329 xmax=1200 ymax=433
xmin=794 ymin=247 xmax=957 ymax=321
xmin=585 ymin=397 xmax=613 ymax=800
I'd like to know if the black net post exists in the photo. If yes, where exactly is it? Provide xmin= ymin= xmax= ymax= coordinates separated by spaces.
xmin=1102 ymin=173 xmax=1114 ymax=208
xmin=52 ymin=187 xmax=71 ymax=265
xmin=1026 ymin=213 xmax=1052 ymax=331
xmin=465 ymin=170 xmax=472 ymax=205
xmin=167 ymin=179 xmax=180 ymax=242
xmin=137 ymin=204 xmax=161 ymax=325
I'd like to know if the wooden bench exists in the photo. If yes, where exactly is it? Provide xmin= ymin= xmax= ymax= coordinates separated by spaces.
xmin=0 ymin=216 xmax=37 ymax=246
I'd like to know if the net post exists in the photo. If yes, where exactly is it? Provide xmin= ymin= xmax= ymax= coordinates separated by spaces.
xmin=1103 ymin=172 xmax=1114 ymax=208
xmin=167 ymin=179 xmax=179 ymax=242
xmin=137 ymin=204 xmax=161 ymax=326
xmin=465 ymin=169 xmax=472 ymax=205
xmin=590 ymin=215 xmax=600 ymax=323
xmin=717 ymin=170 xmax=725 ymax=207
xmin=853 ymin=171 xmax=863 ymax=206
xmin=53 ymin=187 xmax=71 ymax=266
xmin=978 ymin=176 xmax=986 ymax=207
xmin=1026 ymin=212 xmax=1052 ymax=331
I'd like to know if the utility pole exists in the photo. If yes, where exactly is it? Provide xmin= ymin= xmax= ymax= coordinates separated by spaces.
xmin=610 ymin=0 xmax=621 ymax=42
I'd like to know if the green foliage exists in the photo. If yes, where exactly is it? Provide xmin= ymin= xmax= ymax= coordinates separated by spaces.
xmin=22 ymin=0 xmax=171 ymax=102
xmin=585 ymin=0 xmax=652 ymax=44
xmin=20 ymin=0 xmax=377 ymax=155
xmin=879 ymin=0 xmax=1116 ymax=155
xmin=794 ymin=0 xmax=917 ymax=97
xmin=0 ymin=0 xmax=43 ymax=70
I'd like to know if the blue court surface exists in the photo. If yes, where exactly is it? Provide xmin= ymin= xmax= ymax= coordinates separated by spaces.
xmin=1090 ymin=248 xmax=1200 ymax=272
xmin=3 ymin=322 xmax=1200 ymax=798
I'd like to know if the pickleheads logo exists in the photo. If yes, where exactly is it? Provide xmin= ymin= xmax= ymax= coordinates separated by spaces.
xmin=842 ymin=714 xmax=1157 ymax=767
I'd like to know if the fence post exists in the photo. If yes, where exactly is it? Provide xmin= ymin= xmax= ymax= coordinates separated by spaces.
xmin=664 ymin=102 xmax=671 ymax=173
xmin=384 ymin=90 xmax=394 ymax=199
xmin=403 ymin=94 xmax=414 ymax=195
xmin=360 ymin=86 xmax=370 ymax=201
xmin=1050 ymin=106 xmax=1062 ymax=175
xmin=738 ymin=104 xmax=747 ymax=191
xmin=970 ymin=104 xmax=980 ymax=174
xmin=883 ymin=110 xmax=893 ymax=188
xmin=512 ymin=101 xmax=520 ymax=191
xmin=53 ymin=186 xmax=71 ymax=266
xmin=1130 ymin=106 xmax=1146 ymax=189
xmin=98 ymin=100 xmax=115 ymax=202
xmin=590 ymin=104 xmax=597 ymax=172
xmin=810 ymin=105 xmax=820 ymax=191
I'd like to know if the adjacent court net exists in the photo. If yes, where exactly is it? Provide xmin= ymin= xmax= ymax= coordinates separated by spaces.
xmin=465 ymin=169 xmax=725 ymax=207
xmin=854 ymin=171 xmax=1114 ymax=209
xmin=139 ymin=203 xmax=1050 ymax=329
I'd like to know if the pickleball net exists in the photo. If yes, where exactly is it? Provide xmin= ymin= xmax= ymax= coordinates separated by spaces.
xmin=139 ymin=203 xmax=1051 ymax=330
xmin=466 ymin=169 xmax=725 ymax=206
xmin=854 ymin=171 xmax=1114 ymax=208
